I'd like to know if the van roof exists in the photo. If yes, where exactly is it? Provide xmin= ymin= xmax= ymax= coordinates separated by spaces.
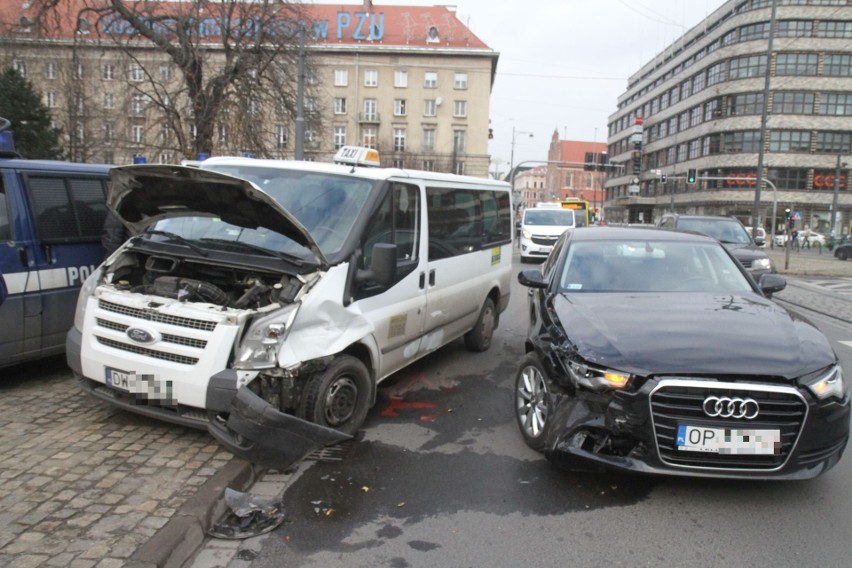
xmin=0 ymin=158 xmax=113 ymax=173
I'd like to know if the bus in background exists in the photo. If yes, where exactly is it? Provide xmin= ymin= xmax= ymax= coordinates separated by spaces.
xmin=558 ymin=198 xmax=590 ymax=227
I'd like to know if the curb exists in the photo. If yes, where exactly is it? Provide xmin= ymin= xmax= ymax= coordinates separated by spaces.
xmin=125 ymin=458 xmax=258 ymax=568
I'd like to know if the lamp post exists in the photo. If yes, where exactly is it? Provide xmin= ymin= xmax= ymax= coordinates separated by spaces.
xmin=509 ymin=126 xmax=533 ymax=181
xmin=830 ymin=154 xmax=847 ymax=237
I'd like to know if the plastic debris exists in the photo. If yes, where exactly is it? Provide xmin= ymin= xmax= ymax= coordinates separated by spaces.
xmin=208 ymin=488 xmax=287 ymax=539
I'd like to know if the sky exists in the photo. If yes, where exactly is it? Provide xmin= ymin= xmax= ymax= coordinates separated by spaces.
xmin=331 ymin=0 xmax=728 ymax=177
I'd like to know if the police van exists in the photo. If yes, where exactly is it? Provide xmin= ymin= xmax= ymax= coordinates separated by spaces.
xmin=67 ymin=147 xmax=513 ymax=466
xmin=0 ymin=123 xmax=111 ymax=368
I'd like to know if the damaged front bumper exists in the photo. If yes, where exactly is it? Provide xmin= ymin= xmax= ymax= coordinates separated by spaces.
xmin=208 ymin=385 xmax=352 ymax=469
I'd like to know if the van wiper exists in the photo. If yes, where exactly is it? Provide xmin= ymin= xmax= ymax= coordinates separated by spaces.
xmin=136 ymin=230 xmax=208 ymax=257
xmin=199 ymin=238 xmax=301 ymax=264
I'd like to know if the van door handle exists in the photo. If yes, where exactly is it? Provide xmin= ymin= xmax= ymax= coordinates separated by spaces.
xmin=42 ymin=244 xmax=55 ymax=264
xmin=17 ymin=247 xmax=28 ymax=266
xmin=429 ymin=269 xmax=436 ymax=286
xmin=419 ymin=272 xmax=425 ymax=289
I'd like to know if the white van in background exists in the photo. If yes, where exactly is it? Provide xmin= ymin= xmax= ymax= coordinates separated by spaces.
xmin=519 ymin=204 xmax=576 ymax=262
xmin=67 ymin=147 xmax=513 ymax=467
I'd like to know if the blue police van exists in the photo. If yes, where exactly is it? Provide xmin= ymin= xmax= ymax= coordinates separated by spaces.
xmin=0 ymin=120 xmax=112 ymax=368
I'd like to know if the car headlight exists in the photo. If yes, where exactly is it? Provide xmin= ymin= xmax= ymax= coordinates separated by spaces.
xmin=73 ymin=266 xmax=103 ymax=332
xmin=752 ymin=257 xmax=772 ymax=271
xmin=805 ymin=365 xmax=845 ymax=400
xmin=235 ymin=303 xmax=300 ymax=369
xmin=522 ymin=229 xmax=532 ymax=240
xmin=565 ymin=359 xmax=631 ymax=392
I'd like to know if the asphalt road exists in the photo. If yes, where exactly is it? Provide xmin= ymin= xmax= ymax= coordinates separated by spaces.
xmin=190 ymin=259 xmax=852 ymax=568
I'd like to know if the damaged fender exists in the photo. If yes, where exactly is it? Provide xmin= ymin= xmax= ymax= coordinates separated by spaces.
xmin=208 ymin=386 xmax=352 ymax=469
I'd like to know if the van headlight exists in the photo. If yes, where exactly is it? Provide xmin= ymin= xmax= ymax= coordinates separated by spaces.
xmin=235 ymin=304 xmax=300 ymax=369
xmin=73 ymin=267 xmax=103 ymax=332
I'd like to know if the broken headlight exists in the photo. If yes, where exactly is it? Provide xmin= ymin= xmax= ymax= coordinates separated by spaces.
xmin=565 ymin=359 xmax=632 ymax=393
xmin=73 ymin=266 xmax=103 ymax=332
xmin=804 ymin=364 xmax=845 ymax=400
xmin=235 ymin=304 xmax=300 ymax=369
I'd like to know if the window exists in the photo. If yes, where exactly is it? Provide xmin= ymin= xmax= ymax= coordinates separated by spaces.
xmin=815 ymin=132 xmax=852 ymax=154
xmin=424 ymin=99 xmax=437 ymax=116
xmin=75 ymin=95 xmax=85 ymax=114
xmin=334 ymin=69 xmax=349 ymax=86
xmin=703 ymin=133 xmax=721 ymax=156
xmin=159 ymin=64 xmax=172 ymax=81
xmin=73 ymin=63 xmax=84 ymax=80
xmin=660 ymin=91 xmax=669 ymax=110
xmin=158 ymin=122 xmax=169 ymax=143
xmin=27 ymin=176 xmax=108 ymax=242
xmin=704 ymin=98 xmax=720 ymax=121
xmin=103 ymin=64 xmax=115 ymax=80
xmin=74 ymin=122 xmax=85 ymax=143
xmin=44 ymin=61 xmax=57 ymax=80
xmin=824 ymin=54 xmax=852 ymax=77
xmin=692 ymin=71 xmax=705 ymax=93
xmin=424 ymin=72 xmax=438 ymax=88
xmin=425 ymin=187 xmax=511 ymax=260
xmin=670 ymin=86 xmax=680 ymax=106
xmin=423 ymin=128 xmax=436 ymax=151
xmin=218 ymin=124 xmax=228 ymax=146
xmin=681 ymin=80 xmax=691 ymax=100
xmin=678 ymin=111 xmax=689 ymax=132
xmin=453 ymin=100 xmax=467 ymax=118
xmin=334 ymin=97 xmax=347 ymax=114
xmin=453 ymin=129 xmax=466 ymax=153
xmin=13 ymin=59 xmax=27 ymax=77
xmin=739 ymin=22 xmax=770 ymax=41
xmin=769 ymin=130 xmax=811 ymax=152
xmin=393 ymin=128 xmax=406 ymax=152
xmin=729 ymin=93 xmax=764 ymax=116
xmin=777 ymin=20 xmax=812 ymax=37
xmin=363 ymin=99 xmax=377 ymax=121
xmin=454 ymin=161 xmax=465 ymax=175
xmin=776 ymin=53 xmax=818 ymax=75
xmin=706 ymin=62 xmax=726 ymax=86
xmin=364 ymin=69 xmax=378 ymax=87
xmin=45 ymin=92 xmax=57 ymax=108
xmin=394 ymin=99 xmax=407 ymax=116
xmin=306 ymin=97 xmax=317 ymax=113
xmin=306 ymin=68 xmax=318 ymax=86
xmin=103 ymin=122 xmax=113 ymax=143
xmin=688 ymin=139 xmax=701 ymax=160
xmin=333 ymin=126 xmax=347 ymax=150
xmin=362 ymin=126 xmax=377 ymax=149
xmin=276 ymin=125 xmax=288 ymax=149
xmin=728 ymin=55 xmax=767 ymax=79
xmin=819 ymin=93 xmax=852 ymax=116
xmin=454 ymin=72 xmax=468 ymax=89
xmin=422 ymin=160 xmax=435 ymax=171
xmin=129 ymin=63 xmax=144 ymax=82
xmin=723 ymin=131 xmax=761 ymax=153
xmin=131 ymin=125 xmax=144 ymax=143
xmin=817 ymin=21 xmax=852 ymax=39
xmin=690 ymin=106 xmax=702 ymax=127
xmin=773 ymin=92 xmax=814 ymax=114
xmin=131 ymin=95 xmax=146 ymax=115
xmin=393 ymin=158 xmax=405 ymax=169
xmin=394 ymin=70 xmax=408 ymax=88
xmin=768 ymin=167 xmax=807 ymax=190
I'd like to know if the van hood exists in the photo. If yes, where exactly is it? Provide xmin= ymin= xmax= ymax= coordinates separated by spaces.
xmin=108 ymin=164 xmax=328 ymax=268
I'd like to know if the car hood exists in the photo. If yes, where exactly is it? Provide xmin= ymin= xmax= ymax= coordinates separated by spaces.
xmin=108 ymin=164 xmax=328 ymax=268
xmin=551 ymin=292 xmax=835 ymax=379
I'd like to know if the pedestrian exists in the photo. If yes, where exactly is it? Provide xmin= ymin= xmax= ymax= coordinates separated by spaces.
xmin=791 ymin=227 xmax=799 ymax=250
xmin=102 ymin=209 xmax=131 ymax=259
xmin=803 ymin=227 xmax=812 ymax=249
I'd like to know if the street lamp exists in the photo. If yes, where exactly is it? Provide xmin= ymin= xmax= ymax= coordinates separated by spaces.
xmin=509 ymin=126 xmax=534 ymax=183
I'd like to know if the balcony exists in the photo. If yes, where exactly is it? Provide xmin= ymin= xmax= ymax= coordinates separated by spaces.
xmin=358 ymin=112 xmax=380 ymax=124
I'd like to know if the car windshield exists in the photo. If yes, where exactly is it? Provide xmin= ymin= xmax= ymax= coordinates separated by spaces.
xmin=559 ymin=239 xmax=753 ymax=293
xmin=151 ymin=166 xmax=376 ymax=259
xmin=676 ymin=218 xmax=751 ymax=245
xmin=524 ymin=209 xmax=575 ymax=226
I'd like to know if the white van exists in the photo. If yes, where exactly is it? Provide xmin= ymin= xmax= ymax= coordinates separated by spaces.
xmin=519 ymin=204 xmax=576 ymax=262
xmin=66 ymin=147 xmax=513 ymax=466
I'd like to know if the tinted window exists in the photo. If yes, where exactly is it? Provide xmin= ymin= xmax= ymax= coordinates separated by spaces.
xmin=426 ymin=187 xmax=511 ymax=260
xmin=0 ymin=178 xmax=10 ymax=241
xmin=524 ymin=209 xmax=575 ymax=226
xmin=676 ymin=218 xmax=750 ymax=244
xmin=27 ymin=175 xmax=107 ymax=243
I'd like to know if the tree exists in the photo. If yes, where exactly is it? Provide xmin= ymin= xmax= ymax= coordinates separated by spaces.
xmin=0 ymin=67 xmax=64 ymax=159
xmin=28 ymin=0 xmax=318 ymax=159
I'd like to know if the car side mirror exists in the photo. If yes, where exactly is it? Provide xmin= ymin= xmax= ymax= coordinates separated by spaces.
xmin=355 ymin=243 xmax=397 ymax=288
xmin=758 ymin=273 xmax=786 ymax=297
xmin=518 ymin=269 xmax=548 ymax=289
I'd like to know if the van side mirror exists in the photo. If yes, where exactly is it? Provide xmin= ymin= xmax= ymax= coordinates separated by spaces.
xmin=355 ymin=243 xmax=397 ymax=288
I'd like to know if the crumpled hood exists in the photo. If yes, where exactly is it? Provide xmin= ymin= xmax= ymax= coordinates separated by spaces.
xmin=551 ymin=292 xmax=836 ymax=379
xmin=108 ymin=164 xmax=328 ymax=267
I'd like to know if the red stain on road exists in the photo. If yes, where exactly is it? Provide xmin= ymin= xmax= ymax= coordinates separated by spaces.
xmin=378 ymin=371 xmax=458 ymax=422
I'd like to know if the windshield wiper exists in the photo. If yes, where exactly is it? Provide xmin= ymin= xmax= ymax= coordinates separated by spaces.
xmin=135 ymin=230 xmax=208 ymax=257
xmin=199 ymin=238 xmax=303 ymax=264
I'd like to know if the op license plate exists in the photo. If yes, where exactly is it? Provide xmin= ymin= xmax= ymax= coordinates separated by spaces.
xmin=676 ymin=424 xmax=780 ymax=455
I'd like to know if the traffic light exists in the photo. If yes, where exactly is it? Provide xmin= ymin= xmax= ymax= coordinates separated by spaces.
xmin=687 ymin=168 xmax=697 ymax=184
xmin=584 ymin=152 xmax=596 ymax=171
xmin=661 ymin=174 xmax=667 ymax=184
xmin=784 ymin=208 xmax=791 ymax=222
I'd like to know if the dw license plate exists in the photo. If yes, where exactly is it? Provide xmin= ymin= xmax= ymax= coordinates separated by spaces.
xmin=105 ymin=368 xmax=174 ymax=403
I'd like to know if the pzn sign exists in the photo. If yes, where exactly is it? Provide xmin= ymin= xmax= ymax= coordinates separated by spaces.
xmin=814 ymin=174 xmax=846 ymax=189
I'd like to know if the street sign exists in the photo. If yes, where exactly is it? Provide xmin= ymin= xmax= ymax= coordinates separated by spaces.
xmin=628 ymin=184 xmax=640 ymax=195
xmin=793 ymin=212 xmax=802 ymax=221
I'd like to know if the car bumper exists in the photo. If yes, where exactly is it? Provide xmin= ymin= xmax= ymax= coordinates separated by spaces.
xmin=542 ymin=377 xmax=850 ymax=480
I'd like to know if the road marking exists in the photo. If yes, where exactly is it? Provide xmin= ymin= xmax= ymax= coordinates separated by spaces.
xmin=839 ymin=341 xmax=852 ymax=349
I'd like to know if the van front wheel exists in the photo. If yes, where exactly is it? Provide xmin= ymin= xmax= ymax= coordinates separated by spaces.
xmin=298 ymin=355 xmax=371 ymax=435
xmin=464 ymin=297 xmax=497 ymax=352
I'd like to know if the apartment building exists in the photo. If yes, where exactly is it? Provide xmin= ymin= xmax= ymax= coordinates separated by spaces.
xmin=605 ymin=0 xmax=852 ymax=236
xmin=0 ymin=0 xmax=498 ymax=176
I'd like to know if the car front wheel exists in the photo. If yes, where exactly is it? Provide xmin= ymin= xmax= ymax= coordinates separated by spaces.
xmin=514 ymin=354 xmax=552 ymax=452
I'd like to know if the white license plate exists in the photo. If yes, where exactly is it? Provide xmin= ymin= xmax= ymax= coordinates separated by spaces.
xmin=676 ymin=424 xmax=780 ymax=455
xmin=105 ymin=368 xmax=174 ymax=402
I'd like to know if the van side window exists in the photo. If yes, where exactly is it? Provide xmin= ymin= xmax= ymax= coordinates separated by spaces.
xmin=0 ymin=179 xmax=11 ymax=241
xmin=26 ymin=175 xmax=107 ymax=242
xmin=426 ymin=187 xmax=511 ymax=260
xmin=357 ymin=182 xmax=420 ymax=296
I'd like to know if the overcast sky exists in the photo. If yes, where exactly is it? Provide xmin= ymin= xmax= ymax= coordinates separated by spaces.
xmin=325 ymin=0 xmax=728 ymax=176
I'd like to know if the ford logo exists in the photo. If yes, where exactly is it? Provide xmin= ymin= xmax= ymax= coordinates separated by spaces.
xmin=126 ymin=326 xmax=159 ymax=344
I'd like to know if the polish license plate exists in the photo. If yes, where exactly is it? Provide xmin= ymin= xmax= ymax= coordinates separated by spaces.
xmin=105 ymin=368 xmax=174 ymax=402
xmin=676 ymin=424 xmax=780 ymax=455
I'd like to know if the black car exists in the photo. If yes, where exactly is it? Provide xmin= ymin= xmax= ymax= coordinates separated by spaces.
xmin=516 ymin=227 xmax=849 ymax=479
xmin=656 ymin=214 xmax=775 ymax=280
xmin=834 ymin=242 xmax=852 ymax=261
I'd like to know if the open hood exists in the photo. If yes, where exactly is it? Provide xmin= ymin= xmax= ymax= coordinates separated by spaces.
xmin=108 ymin=164 xmax=328 ymax=268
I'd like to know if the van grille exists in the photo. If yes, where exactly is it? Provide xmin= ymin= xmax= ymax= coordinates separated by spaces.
xmin=98 ymin=299 xmax=217 ymax=332
xmin=96 ymin=318 xmax=207 ymax=349
xmin=96 ymin=336 xmax=199 ymax=366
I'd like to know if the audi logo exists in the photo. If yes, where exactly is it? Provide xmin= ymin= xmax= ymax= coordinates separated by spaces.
xmin=702 ymin=396 xmax=760 ymax=420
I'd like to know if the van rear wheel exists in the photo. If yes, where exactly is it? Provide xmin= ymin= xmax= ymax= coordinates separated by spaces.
xmin=464 ymin=297 xmax=497 ymax=352
xmin=298 ymin=355 xmax=371 ymax=435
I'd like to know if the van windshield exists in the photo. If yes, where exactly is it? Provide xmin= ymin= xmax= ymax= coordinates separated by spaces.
xmin=154 ymin=166 xmax=377 ymax=259
xmin=524 ymin=209 xmax=575 ymax=226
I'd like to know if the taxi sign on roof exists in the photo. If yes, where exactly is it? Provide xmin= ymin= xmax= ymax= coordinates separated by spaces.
xmin=333 ymin=146 xmax=381 ymax=167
